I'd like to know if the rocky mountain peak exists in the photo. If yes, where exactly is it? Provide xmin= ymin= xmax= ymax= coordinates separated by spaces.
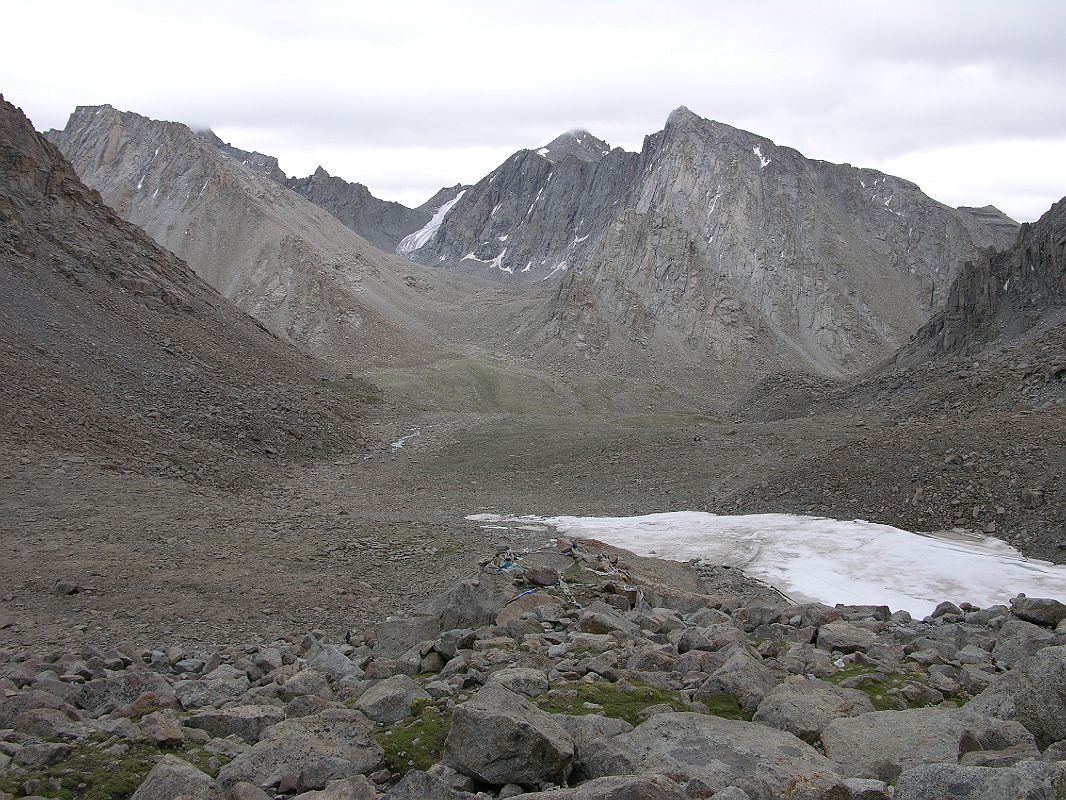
xmin=194 ymin=128 xmax=288 ymax=184
xmin=534 ymin=129 xmax=611 ymax=163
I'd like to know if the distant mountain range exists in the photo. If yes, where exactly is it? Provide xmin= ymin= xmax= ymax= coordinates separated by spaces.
xmin=44 ymin=101 xmax=1038 ymax=401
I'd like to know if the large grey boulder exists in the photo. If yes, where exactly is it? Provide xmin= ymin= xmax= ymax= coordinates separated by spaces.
xmin=174 ymin=676 xmax=251 ymax=710
xmin=992 ymin=619 xmax=1059 ymax=669
xmin=292 ymin=775 xmax=378 ymax=800
xmin=966 ymin=644 xmax=1066 ymax=748
xmin=508 ymin=774 xmax=689 ymax=799
xmin=186 ymin=704 xmax=285 ymax=743
xmin=585 ymin=711 xmax=843 ymax=800
xmin=0 ymin=689 xmax=81 ymax=728
xmin=1010 ymin=596 xmax=1066 ymax=628
xmin=382 ymin=768 xmax=478 ymax=799
xmin=353 ymin=675 xmax=430 ymax=723
xmin=73 ymin=671 xmax=173 ymax=714
xmin=894 ymin=760 xmax=1063 ymax=800
xmin=216 ymin=708 xmax=383 ymax=791
xmin=816 ymin=621 xmax=876 ymax=653
xmin=694 ymin=649 xmax=774 ymax=712
xmin=821 ymin=707 xmax=1038 ymax=783
xmin=129 ymin=754 xmax=222 ymax=800
xmin=443 ymin=682 xmax=574 ymax=786
xmin=752 ymin=676 xmax=873 ymax=742
xmin=486 ymin=667 xmax=550 ymax=698
xmin=306 ymin=646 xmax=364 ymax=681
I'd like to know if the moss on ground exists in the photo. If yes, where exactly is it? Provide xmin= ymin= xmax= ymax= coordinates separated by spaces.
xmin=374 ymin=699 xmax=453 ymax=776
xmin=0 ymin=738 xmax=226 ymax=800
xmin=827 ymin=666 xmax=945 ymax=711
xmin=536 ymin=680 xmax=689 ymax=726
xmin=697 ymin=692 xmax=754 ymax=721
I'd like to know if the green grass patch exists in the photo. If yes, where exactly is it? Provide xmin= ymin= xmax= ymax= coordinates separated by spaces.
xmin=536 ymin=680 xmax=689 ymax=726
xmin=827 ymin=666 xmax=937 ymax=711
xmin=698 ymin=692 xmax=754 ymax=721
xmin=0 ymin=738 xmax=226 ymax=800
xmin=375 ymin=700 xmax=453 ymax=776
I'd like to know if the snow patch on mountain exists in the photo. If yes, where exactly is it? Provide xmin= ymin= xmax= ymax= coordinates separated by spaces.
xmin=397 ymin=188 xmax=466 ymax=254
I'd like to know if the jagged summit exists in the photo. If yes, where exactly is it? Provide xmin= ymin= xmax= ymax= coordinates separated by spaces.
xmin=194 ymin=128 xmax=288 ymax=184
xmin=534 ymin=129 xmax=611 ymax=163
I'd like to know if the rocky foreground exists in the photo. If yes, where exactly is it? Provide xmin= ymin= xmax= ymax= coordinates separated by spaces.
xmin=2 ymin=539 xmax=1065 ymax=800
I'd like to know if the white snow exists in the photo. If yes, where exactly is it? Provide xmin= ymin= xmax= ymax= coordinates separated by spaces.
xmin=537 ymin=147 xmax=551 ymax=157
xmin=542 ymin=261 xmax=568 ymax=280
xmin=490 ymin=203 xmax=502 ymax=217
xmin=461 ymin=248 xmax=510 ymax=273
xmin=466 ymin=512 xmax=1066 ymax=617
xmin=526 ymin=185 xmax=545 ymax=217
xmin=708 ymin=184 xmax=722 ymax=215
xmin=390 ymin=430 xmax=420 ymax=449
xmin=574 ymin=234 xmax=590 ymax=244
xmin=397 ymin=189 xmax=467 ymax=255
xmin=753 ymin=146 xmax=771 ymax=169
xmin=498 ymin=234 xmax=509 ymax=241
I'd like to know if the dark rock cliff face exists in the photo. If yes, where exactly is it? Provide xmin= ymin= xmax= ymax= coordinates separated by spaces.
xmin=402 ymin=107 xmax=1017 ymax=377
xmin=286 ymin=166 xmax=430 ymax=252
xmin=901 ymin=197 xmax=1066 ymax=358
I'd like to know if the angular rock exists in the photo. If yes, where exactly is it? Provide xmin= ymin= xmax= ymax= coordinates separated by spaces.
xmin=443 ymin=682 xmax=574 ymax=786
xmin=1011 ymin=596 xmax=1066 ymax=628
xmin=588 ymin=711 xmax=842 ymax=800
xmin=694 ymin=649 xmax=774 ymax=712
xmin=821 ymin=707 xmax=1037 ymax=783
xmin=894 ymin=761 xmax=1061 ymax=800
xmin=186 ymin=705 xmax=285 ymax=743
xmin=509 ymin=774 xmax=689 ymax=799
xmin=965 ymin=644 xmax=1066 ymax=748
xmin=817 ymin=621 xmax=876 ymax=654
xmin=486 ymin=667 xmax=550 ymax=698
xmin=292 ymin=775 xmax=378 ymax=800
xmin=129 ymin=754 xmax=222 ymax=800
xmin=353 ymin=675 xmax=429 ymax=723
xmin=73 ymin=671 xmax=173 ymax=714
xmin=383 ymin=768 xmax=478 ymax=799
xmin=217 ymin=709 xmax=383 ymax=791
xmin=752 ymin=676 xmax=873 ymax=742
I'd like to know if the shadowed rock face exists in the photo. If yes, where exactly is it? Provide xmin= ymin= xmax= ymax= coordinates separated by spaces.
xmin=900 ymin=196 xmax=1066 ymax=359
xmin=286 ymin=166 xmax=431 ymax=252
xmin=405 ymin=106 xmax=1017 ymax=378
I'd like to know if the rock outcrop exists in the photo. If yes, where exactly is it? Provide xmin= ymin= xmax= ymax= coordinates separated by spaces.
xmin=45 ymin=105 xmax=450 ymax=371
xmin=286 ymin=167 xmax=430 ymax=252
xmin=402 ymin=106 xmax=1018 ymax=381
xmin=0 ymin=95 xmax=372 ymax=480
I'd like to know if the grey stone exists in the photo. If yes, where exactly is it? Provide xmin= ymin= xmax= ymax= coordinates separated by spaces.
xmin=1011 ymin=596 xmax=1066 ymax=628
xmin=174 ymin=676 xmax=251 ymax=710
xmin=306 ymin=646 xmax=365 ymax=681
xmin=586 ymin=711 xmax=842 ymax=800
xmin=965 ymin=644 xmax=1066 ymax=748
xmin=72 ymin=671 xmax=173 ymax=714
xmin=508 ymin=774 xmax=690 ymax=799
xmin=486 ymin=667 xmax=550 ymax=698
xmin=382 ymin=768 xmax=477 ymax=799
xmin=443 ymin=682 xmax=574 ymax=786
xmin=217 ymin=708 xmax=383 ymax=791
xmin=821 ymin=707 xmax=1038 ymax=783
xmin=291 ymin=775 xmax=377 ymax=800
xmin=894 ymin=761 xmax=1061 ymax=800
xmin=817 ymin=621 xmax=876 ymax=653
xmin=186 ymin=705 xmax=285 ymax=743
xmin=129 ymin=754 xmax=222 ymax=800
xmin=992 ymin=618 xmax=1059 ymax=669
xmin=694 ymin=649 xmax=774 ymax=712
xmin=353 ymin=675 xmax=429 ymax=723
xmin=752 ymin=676 xmax=873 ymax=743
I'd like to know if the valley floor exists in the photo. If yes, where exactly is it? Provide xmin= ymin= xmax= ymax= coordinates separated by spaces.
xmin=4 ymin=402 xmax=1062 ymax=653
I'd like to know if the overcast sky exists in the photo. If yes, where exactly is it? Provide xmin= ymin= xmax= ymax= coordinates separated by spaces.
xmin=4 ymin=0 xmax=1064 ymax=220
